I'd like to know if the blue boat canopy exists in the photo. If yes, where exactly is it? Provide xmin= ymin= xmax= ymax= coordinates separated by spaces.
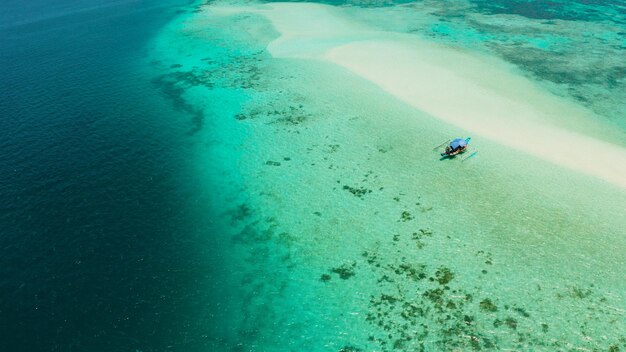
xmin=450 ymin=138 xmax=467 ymax=149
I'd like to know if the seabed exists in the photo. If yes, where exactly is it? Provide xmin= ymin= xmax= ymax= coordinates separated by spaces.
xmin=147 ymin=1 xmax=626 ymax=350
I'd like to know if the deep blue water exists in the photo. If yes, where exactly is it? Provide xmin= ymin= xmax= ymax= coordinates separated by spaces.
xmin=0 ymin=1 xmax=226 ymax=351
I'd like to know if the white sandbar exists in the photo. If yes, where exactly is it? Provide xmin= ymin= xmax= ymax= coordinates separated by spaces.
xmin=215 ymin=2 xmax=626 ymax=188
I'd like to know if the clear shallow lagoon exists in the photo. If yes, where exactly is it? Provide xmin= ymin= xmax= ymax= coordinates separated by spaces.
xmin=1 ymin=0 xmax=625 ymax=351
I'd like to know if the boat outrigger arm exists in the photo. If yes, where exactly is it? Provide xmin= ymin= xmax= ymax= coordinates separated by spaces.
xmin=461 ymin=149 xmax=478 ymax=162
xmin=432 ymin=139 xmax=451 ymax=151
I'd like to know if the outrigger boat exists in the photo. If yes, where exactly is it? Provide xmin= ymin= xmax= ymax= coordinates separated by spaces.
xmin=434 ymin=137 xmax=478 ymax=161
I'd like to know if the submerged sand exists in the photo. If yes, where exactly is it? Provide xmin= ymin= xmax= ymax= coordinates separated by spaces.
xmin=149 ymin=1 xmax=626 ymax=350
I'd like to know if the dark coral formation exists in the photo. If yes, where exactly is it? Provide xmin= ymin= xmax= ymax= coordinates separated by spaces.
xmin=226 ymin=203 xmax=252 ymax=224
xmin=343 ymin=185 xmax=372 ymax=198
xmin=479 ymin=298 xmax=498 ymax=312
xmin=234 ymin=103 xmax=312 ymax=125
xmin=400 ymin=211 xmax=413 ymax=222
xmin=334 ymin=227 xmax=625 ymax=351
xmin=330 ymin=262 xmax=357 ymax=280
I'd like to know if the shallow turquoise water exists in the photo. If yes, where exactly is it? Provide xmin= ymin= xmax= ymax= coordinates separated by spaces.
xmin=148 ymin=1 xmax=626 ymax=351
